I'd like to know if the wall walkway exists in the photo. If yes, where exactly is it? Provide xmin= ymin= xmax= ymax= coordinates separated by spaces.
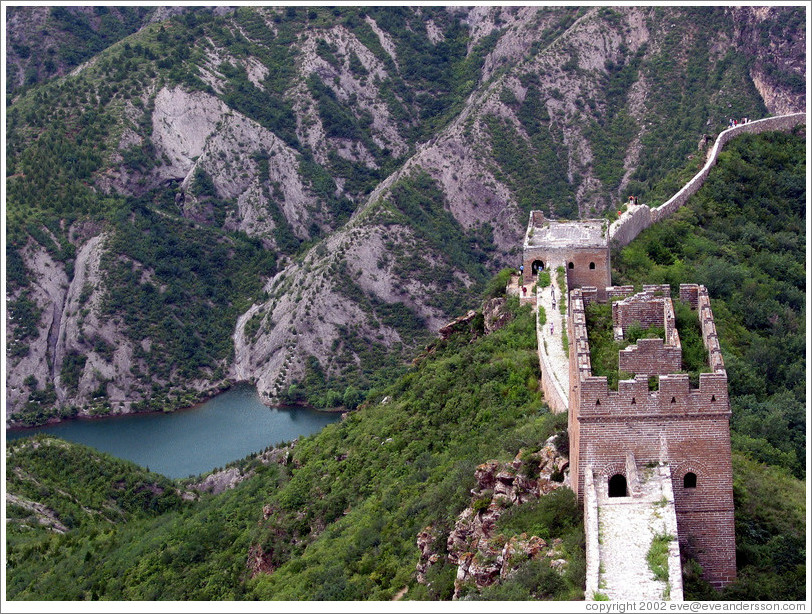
xmin=609 ymin=113 xmax=806 ymax=249
xmin=535 ymin=268 xmax=569 ymax=414
xmin=586 ymin=461 xmax=684 ymax=601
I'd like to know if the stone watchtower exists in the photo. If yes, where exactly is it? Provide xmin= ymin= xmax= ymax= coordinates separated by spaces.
xmin=522 ymin=211 xmax=611 ymax=299
xmin=568 ymin=283 xmax=737 ymax=590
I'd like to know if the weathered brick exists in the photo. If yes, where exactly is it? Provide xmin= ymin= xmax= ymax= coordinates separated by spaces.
xmin=568 ymin=283 xmax=736 ymax=588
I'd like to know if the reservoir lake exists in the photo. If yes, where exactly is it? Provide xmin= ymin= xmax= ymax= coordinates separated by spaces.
xmin=6 ymin=383 xmax=341 ymax=479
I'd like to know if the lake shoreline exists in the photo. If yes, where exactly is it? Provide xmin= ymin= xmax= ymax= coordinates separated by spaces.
xmin=6 ymin=383 xmax=342 ymax=479
xmin=6 ymin=380 xmax=346 ymax=432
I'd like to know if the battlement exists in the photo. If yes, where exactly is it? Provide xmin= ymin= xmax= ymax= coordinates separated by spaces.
xmin=577 ymin=372 xmax=729 ymax=419
xmin=567 ymin=282 xmax=735 ymax=588
xmin=570 ymin=285 xmax=727 ymax=403
xmin=618 ymin=338 xmax=682 ymax=377
xmin=612 ymin=290 xmax=676 ymax=339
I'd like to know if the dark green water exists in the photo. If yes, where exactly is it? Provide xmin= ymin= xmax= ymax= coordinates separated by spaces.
xmin=6 ymin=383 xmax=340 ymax=479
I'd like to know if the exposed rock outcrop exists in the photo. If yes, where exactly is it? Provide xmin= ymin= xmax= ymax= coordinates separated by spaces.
xmin=188 ymin=442 xmax=296 ymax=496
xmin=416 ymin=436 xmax=571 ymax=598
xmin=6 ymin=6 xmax=805 ymax=424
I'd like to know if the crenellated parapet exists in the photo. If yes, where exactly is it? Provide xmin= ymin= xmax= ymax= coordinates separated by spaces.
xmin=567 ymin=282 xmax=735 ymax=589
xmin=569 ymin=289 xmax=592 ymax=382
xmin=697 ymin=286 xmax=725 ymax=373
xmin=577 ymin=372 xmax=729 ymax=420
xmin=679 ymin=283 xmax=725 ymax=373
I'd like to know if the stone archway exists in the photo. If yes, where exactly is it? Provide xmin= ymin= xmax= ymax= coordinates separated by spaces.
xmin=532 ymin=260 xmax=545 ymax=275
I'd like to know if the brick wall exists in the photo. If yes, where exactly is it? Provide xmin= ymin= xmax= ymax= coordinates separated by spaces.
xmin=612 ymin=293 xmax=669 ymax=336
xmin=697 ymin=287 xmax=725 ymax=373
xmin=607 ymin=285 xmax=635 ymax=301
xmin=568 ymin=285 xmax=736 ymax=587
xmin=609 ymin=113 xmax=806 ymax=249
xmin=522 ymin=246 xmax=611 ymax=296
xmin=564 ymin=249 xmax=612 ymax=300
xmin=619 ymin=338 xmax=682 ymax=375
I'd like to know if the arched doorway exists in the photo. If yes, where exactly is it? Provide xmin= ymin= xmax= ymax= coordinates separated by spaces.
xmin=608 ymin=474 xmax=627 ymax=497
xmin=531 ymin=260 xmax=545 ymax=275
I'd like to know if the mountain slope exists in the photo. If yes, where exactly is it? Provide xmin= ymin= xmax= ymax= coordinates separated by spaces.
xmin=5 ymin=5 xmax=806 ymax=423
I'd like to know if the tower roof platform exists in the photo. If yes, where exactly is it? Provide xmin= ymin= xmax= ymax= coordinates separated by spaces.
xmin=524 ymin=212 xmax=608 ymax=250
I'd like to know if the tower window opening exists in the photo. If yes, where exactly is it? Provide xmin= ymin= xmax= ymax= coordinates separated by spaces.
xmin=608 ymin=474 xmax=627 ymax=497
xmin=684 ymin=472 xmax=697 ymax=489
xmin=589 ymin=262 xmax=596 ymax=269
xmin=568 ymin=262 xmax=574 ymax=270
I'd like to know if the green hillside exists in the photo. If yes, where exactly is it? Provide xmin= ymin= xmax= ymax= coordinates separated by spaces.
xmin=613 ymin=129 xmax=806 ymax=480
xmin=7 ymin=5 xmax=804 ymax=423
xmin=3 ymin=6 xmax=807 ymax=602
xmin=7 ymin=130 xmax=807 ymax=599
xmin=7 ymin=299 xmax=578 ymax=600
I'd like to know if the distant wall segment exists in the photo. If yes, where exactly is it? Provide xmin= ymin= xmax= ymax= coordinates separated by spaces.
xmin=609 ymin=113 xmax=806 ymax=249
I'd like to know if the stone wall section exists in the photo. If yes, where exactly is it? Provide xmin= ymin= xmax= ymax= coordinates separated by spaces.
xmin=535 ymin=269 xmax=569 ymax=415
xmin=609 ymin=113 xmax=806 ymax=249
xmin=619 ymin=338 xmax=682 ymax=377
xmin=589 ymin=462 xmax=684 ymax=601
xmin=568 ymin=284 xmax=736 ymax=588
xmin=612 ymin=292 xmax=670 ymax=336
xmin=583 ymin=468 xmax=600 ymax=599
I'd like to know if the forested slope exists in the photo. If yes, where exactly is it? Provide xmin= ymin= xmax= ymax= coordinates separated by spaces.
xmin=7 ymin=129 xmax=807 ymax=599
xmin=5 ymin=5 xmax=806 ymax=423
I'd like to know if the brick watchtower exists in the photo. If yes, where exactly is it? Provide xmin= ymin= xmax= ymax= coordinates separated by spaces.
xmin=568 ymin=283 xmax=736 ymax=588
xmin=522 ymin=212 xmax=611 ymax=300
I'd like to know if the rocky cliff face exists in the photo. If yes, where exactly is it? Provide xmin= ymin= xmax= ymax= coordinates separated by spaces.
xmin=415 ymin=437 xmax=571 ymax=598
xmin=730 ymin=6 xmax=806 ymax=115
xmin=5 ymin=5 xmax=806 ymax=423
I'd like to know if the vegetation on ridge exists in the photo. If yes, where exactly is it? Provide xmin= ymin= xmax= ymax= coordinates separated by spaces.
xmin=613 ymin=129 xmax=806 ymax=480
xmin=7 ymin=299 xmax=578 ymax=600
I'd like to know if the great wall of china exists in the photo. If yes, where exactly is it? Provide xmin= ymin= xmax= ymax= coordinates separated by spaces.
xmin=515 ymin=113 xmax=804 ymax=600
xmin=608 ymin=113 xmax=806 ymax=249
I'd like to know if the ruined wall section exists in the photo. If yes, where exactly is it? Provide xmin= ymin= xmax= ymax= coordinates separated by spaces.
xmin=618 ymin=338 xmax=681 ymax=376
xmin=613 ymin=292 xmax=669 ymax=336
xmin=567 ymin=289 xmax=590 ymax=496
xmin=609 ymin=113 xmax=806 ymax=249
xmin=613 ymin=290 xmax=681 ymax=376
xmin=568 ymin=285 xmax=736 ymax=588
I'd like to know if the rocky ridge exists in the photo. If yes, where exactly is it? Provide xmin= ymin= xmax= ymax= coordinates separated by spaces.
xmin=415 ymin=437 xmax=571 ymax=598
xmin=5 ymin=5 xmax=805 ymax=423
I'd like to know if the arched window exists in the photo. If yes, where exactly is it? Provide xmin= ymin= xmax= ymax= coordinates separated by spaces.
xmin=589 ymin=262 xmax=596 ymax=269
xmin=683 ymin=472 xmax=697 ymax=489
xmin=568 ymin=262 xmax=574 ymax=270
xmin=608 ymin=474 xmax=627 ymax=497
